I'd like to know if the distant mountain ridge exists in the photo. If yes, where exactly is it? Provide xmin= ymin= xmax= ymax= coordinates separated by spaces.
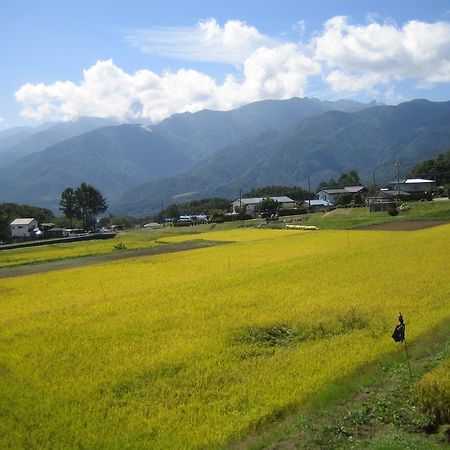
xmin=0 ymin=97 xmax=378 ymax=211
xmin=0 ymin=124 xmax=192 ymax=209
xmin=0 ymin=117 xmax=117 ymax=164
xmin=1 ymin=97 xmax=448 ymax=216
xmin=112 ymin=99 xmax=450 ymax=215
xmin=155 ymin=97 xmax=378 ymax=161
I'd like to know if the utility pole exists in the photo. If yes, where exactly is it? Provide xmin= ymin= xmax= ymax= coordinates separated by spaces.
xmin=373 ymin=172 xmax=377 ymax=202
xmin=239 ymin=188 xmax=243 ymax=223
xmin=308 ymin=176 xmax=311 ymax=206
xmin=395 ymin=160 xmax=401 ymax=199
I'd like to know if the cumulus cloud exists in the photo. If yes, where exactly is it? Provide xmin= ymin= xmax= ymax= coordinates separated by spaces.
xmin=14 ymin=17 xmax=450 ymax=122
xmin=15 ymin=46 xmax=320 ymax=122
xmin=313 ymin=16 xmax=450 ymax=92
xmin=126 ymin=18 xmax=277 ymax=64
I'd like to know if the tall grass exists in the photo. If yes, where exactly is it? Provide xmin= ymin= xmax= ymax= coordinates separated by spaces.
xmin=414 ymin=359 xmax=450 ymax=424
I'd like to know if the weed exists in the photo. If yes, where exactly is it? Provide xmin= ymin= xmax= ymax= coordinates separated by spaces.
xmin=113 ymin=241 xmax=127 ymax=251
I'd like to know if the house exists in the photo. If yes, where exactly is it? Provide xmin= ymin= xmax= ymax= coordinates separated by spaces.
xmin=388 ymin=178 xmax=436 ymax=193
xmin=301 ymin=199 xmax=334 ymax=212
xmin=10 ymin=218 xmax=39 ymax=238
xmin=317 ymin=186 xmax=366 ymax=205
xmin=366 ymin=189 xmax=410 ymax=204
xmin=231 ymin=196 xmax=296 ymax=216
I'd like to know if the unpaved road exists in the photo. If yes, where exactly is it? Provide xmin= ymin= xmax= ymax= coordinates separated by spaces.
xmin=0 ymin=240 xmax=224 ymax=278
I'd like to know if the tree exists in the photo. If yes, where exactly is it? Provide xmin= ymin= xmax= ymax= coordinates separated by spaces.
xmin=318 ymin=170 xmax=361 ymax=190
xmin=338 ymin=170 xmax=361 ymax=186
xmin=409 ymin=149 xmax=450 ymax=185
xmin=0 ymin=202 xmax=55 ymax=242
xmin=110 ymin=216 xmax=134 ymax=229
xmin=244 ymin=185 xmax=313 ymax=202
xmin=59 ymin=187 xmax=78 ymax=227
xmin=60 ymin=183 xmax=107 ymax=231
xmin=74 ymin=183 xmax=107 ymax=231
xmin=257 ymin=197 xmax=280 ymax=219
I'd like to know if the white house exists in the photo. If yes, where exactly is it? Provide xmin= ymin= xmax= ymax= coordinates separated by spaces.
xmin=10 ymin=218 xmax=39 ymax=238
xmin=317 ymin=186 xmax=366 ymax=205
xmin=388 ymin=178 xmax=436 ymax=193
xmin=231 ymin=196 xmax=296 ymax=215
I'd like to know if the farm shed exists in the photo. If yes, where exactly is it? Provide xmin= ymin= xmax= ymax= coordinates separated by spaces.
xmin=231 ymin=196 xmax=296 ymax=216
xmin=302 ymin=199 xmax=334 ymax=212
xmin=10 ymin=218 xmax=39 ymax=238
xmin=388 ymin=178 xmax=436 ymax=193
xmin=317 ymin=186 xmax=366 ymax=205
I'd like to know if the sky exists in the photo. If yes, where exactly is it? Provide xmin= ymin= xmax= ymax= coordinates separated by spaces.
xmin=1 ymin=0 xmax=450 ymax=129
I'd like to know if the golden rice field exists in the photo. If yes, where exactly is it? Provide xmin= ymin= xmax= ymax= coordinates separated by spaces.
xmin=0 ymin=224 xmax=231 ymax=268
xmin=0 ymin=230 xmax=162 ymax=267
xmin=0 ymin=225 xmax=449 ymax=448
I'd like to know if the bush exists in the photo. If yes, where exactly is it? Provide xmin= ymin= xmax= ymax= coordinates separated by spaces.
xmin=388 ymin=208 xmax=399 ymax=216
xmin=414 ymin=359 xmax=450 ymax=425
xmin=113 ymin=242 xmax=127 ymax=251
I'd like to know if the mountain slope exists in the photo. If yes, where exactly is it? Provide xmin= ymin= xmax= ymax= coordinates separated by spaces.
xmin=153 ymin=97 xmax=374 ymax=161
xmin=0 ymin=124 xmax=192 ymax=210
xmin=113 ymin=100 xmax=450 ymax=215
xmin=0 ymin=117 xmax=117 ymax=164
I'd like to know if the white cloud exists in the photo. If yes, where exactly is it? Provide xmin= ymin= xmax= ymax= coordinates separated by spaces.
xmin=14 ymin=17 xmax=450 ymax=122
xmin=313 ymin=16 xmax=450 ymax=91
xmin=126 ymin=18 xmax=277 ymax=64
xmin=0 ymin=117 xmax=4 ymax=123
xmin=15 ymin=47 xmax=320 ymax=122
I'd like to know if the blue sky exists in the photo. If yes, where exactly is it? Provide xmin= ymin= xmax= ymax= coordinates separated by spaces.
xmin=2 ymin=0 xmax=450 ymax=129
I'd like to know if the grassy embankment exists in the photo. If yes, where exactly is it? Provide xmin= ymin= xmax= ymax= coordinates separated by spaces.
xmin=305 ymin=199 xmax=450 ymax=230
xmin=1 ymin=224 xmax=449 ymax=448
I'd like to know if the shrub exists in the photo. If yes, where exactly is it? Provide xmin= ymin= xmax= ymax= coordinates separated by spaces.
xmin=414 ymin=359 xmax=450 ymax=425
xmin=113 ymin=242 xmax=127 ymax=251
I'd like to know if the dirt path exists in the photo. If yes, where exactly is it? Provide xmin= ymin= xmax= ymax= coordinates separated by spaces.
xmin=357 ymin=220 xmax=450 ymax=231
xmin=0 ymin=240 xmax=224 ymax=278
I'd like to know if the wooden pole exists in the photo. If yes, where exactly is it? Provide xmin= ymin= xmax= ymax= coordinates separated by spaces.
xmin=403 ymin=334 xmax=413 ymax=380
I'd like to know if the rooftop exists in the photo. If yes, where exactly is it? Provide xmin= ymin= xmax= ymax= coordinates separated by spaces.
xmin=390 ymin=178 xmax=436 ymax=184
xmin=234 ymin=196 xmax=295 ymax=205
xmin=10 ymin=218 xmax=36 ymax=226
xmin=319 ymin=186 xmax=366 ymax=194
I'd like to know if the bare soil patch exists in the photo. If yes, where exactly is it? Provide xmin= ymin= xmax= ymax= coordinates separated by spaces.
xmin=0 ymin=240 xmax=224 ymax=278
xmin=358 ymin=220 xmax=450 ymax=231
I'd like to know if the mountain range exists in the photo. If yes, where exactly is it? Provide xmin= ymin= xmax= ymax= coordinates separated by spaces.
xmin=0 ymin=97 xmax=449 ymax=216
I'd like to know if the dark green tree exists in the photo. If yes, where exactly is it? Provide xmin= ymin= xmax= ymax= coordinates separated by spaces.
xmin=257 ymin=197 xmax=280 ymax=219
xmin=338 ymin=170 xmax=361 ymax=186
xmin=244 ymin=185 xmax=313 ymax=202
xmin=0 ymin=210 xmax=10 ymax=242
xmin=318 ymin=170 xmax=361 ymax=190
xmin=409 ymin=149 xmax=450 ymax=185
xmin=110 ymin=216 xmax=134 ymax=229
xmin=59 ymin=187 xmax=78 ymax=227
xmin=73 ymin=183 xmax=107 ymax=231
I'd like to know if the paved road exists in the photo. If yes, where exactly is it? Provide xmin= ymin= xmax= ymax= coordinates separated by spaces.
xmin=0 ymin=240 xmax=224 ymax=279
